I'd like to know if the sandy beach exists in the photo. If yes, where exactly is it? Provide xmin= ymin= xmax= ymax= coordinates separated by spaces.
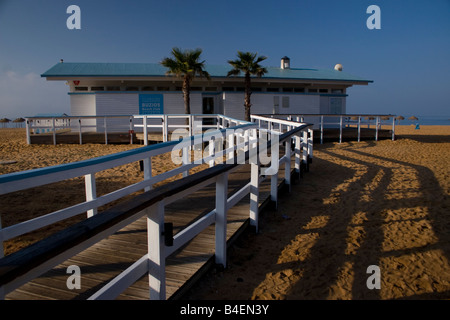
xmin=185 ymin=125 xmax=450 ymax=300
xmin=1 ymin=125 xmax=449 ymax=299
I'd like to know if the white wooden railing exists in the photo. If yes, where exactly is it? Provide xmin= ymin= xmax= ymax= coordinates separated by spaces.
xmin=255 ymin=113 xmax=396 ymax=144
xmin=0 ymin=114 xmax=313 ymax=300
xmin=25 ymin=115 xmax=135 ymax=145
xmin=24 ymin=114 xmax=248 ymax=146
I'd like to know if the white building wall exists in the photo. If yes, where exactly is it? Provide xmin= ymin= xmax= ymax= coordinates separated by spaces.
xmin=223 ymin=93 xmax=322 ymax=120
xmin=223 ymin=93 xmax=245 ymax=120
xmin=70 ymin=94 xmax=96 ymax=132
xmin=96 ymin=93 xmax=138 ymax=132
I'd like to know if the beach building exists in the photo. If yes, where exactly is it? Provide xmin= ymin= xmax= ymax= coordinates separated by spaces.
xmin=41 ymin=57 xmax=372 ymax=132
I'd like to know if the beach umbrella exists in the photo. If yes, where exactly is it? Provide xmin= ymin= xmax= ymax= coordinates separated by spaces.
xmin=408 ymin=116 xmax=418 ymax=121
xmin=13 ymin=117 xmax=26 ymax=128
xmin=395 ymin=115 xmax=404 ymax=124
xmin=0 ymin=118 xmax=11 ymax=128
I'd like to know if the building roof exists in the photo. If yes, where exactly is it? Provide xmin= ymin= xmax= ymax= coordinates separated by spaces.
xmin=41 ymin=62 xmax=372 ymax=84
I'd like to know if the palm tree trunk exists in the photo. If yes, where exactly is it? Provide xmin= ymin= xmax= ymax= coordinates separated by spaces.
xmin=183 ymin=76 xmax=191 ymax=115
xmin=244 ymin=72 xmax=252 ymax=121
xmin=183 ymin=76 xmax=191 ymax=126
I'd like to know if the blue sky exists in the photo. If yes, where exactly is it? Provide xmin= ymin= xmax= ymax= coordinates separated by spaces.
xmin=0 ymin=0 xmax=449 ymax=119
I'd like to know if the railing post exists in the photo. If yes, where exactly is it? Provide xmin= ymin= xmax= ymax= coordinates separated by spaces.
xmin=302 ymin=130 xmax=309 ymax=172
xmin=52 ymin=118 xmax=56 ymax=145
xmin=284 ymin=140 xmax=291 ymax=192
xmin=104 ymin=117 xmax=108 ymax=145
xmin=163 ymin=115 xmax=168 ymax=142
xmin=294 ymin=133 xmax=301 ymax=179
xmin=244 ymin=129 xmax=249 ymax=152
xmin=358 ymin=116 xmax=361 ymax=142
xmin=147 ymin=202 xmax=166 ymax=300
xmin=143 ymin=157 xmax=152 ymax=192
xmin=227 ymin=129 xmax=234 ymax=161
xmin=392 ymin=116 xmax=396 ymax=141
xmin=249 ymin=139 xmax=260 ymax=232
xmin=339 ymin=116 xmax=343 ymax=144
xmin=143 ymin=116 xmax=148 ymax=146
xmin=270 ymin=137 xmax=279 ymax=209
xmin=129 ymin=116 xmax=134 ymax=145
xmin=209 ymin=137 xmax=215 ymax=167
xmin=375 ymin=116 xmax=380 ymax=141
xmin=26 ymin=119 xmax=31 ymax=145
xmin=182 ymin=146 xmax=189 ymax=177
xmin=320 ymin=115 xmax=324 ymax=145
xmin=308 ymin=128 xmax=314 ymax=161
xmin=78 ymin=118 xmax=82 ymax=145
xmin=85 ymin=173 xmax=97 ymax=217
xmin=215 ymin=172 xmax=228 ymax=268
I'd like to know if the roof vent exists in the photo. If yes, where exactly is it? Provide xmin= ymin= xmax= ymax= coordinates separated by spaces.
xmin=281 ymin=56 xmax=290 ymax=69
xmin=60 ymin=59 xmax=64 ymax=63
xmin=334 ymin=63 xmax=343 ymax=71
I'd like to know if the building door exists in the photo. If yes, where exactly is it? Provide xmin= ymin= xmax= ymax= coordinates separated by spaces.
xmin=202 ymin=96 xmax=215 ymax=125
xmin=330 ymin=97 xmax=343 ymax=114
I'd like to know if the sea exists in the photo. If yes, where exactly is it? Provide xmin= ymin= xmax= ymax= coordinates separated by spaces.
xmin=400 ymin=115 xmax=450 ymax=126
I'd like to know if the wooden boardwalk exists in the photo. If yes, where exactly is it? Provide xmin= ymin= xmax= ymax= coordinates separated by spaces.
xmin=5 ymin=162 xmax=290 ymax=300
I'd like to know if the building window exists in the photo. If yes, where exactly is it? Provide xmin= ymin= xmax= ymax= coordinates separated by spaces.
xmin=251 ymin=87 xmax=262 ymax=92
xmin=106 ymin=86 xmax=121 ymax=91
xmin=267 ymin=87 xmax=280 ymax=92
xmin=75 ymin=86 xmax=88 ymax=91
xmin=319 ymin=89 xmax=328 ymax=93
xmin=205 ymin=87 xmax=217 ymax=92
xmin=142 ymin=86 xmax=155 ymax=91
xmin=294 ymin=88 xmax=305 ymax=93
xmin=157 ymin=86 xmax=170 ymax=91
xmin=331 ymin=89 xmax=344 ymax=94
xmin=308 ymin=88 xmax=318 ymax=93
xmin=91 ymin=86 xmax=104 ymax=91
xmin=236 ymin=87 xmax=245 ymax=92
xmin=191 ymin=87 xmax=202 ymax=91
xmin=126 ymin=87 xmax=139 ymax=91
xmin=222 ymin=87 xmax=234 ymax=91
xmin=282 ymin=88 xmax=294 ymax=92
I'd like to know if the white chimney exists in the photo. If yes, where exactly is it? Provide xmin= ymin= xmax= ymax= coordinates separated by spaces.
xmin=281 ymin=56 xmax=290 ymax=69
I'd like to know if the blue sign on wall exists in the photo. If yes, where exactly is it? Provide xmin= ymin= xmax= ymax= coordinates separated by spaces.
xmin=139 ymin=94 xmax=164 ymax=114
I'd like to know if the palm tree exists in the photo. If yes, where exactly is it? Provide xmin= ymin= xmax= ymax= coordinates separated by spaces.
xmin=160 ymin=48 xmax=210 ymax=116
xmin=227 ymin=51 xmax=267 ymax=121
